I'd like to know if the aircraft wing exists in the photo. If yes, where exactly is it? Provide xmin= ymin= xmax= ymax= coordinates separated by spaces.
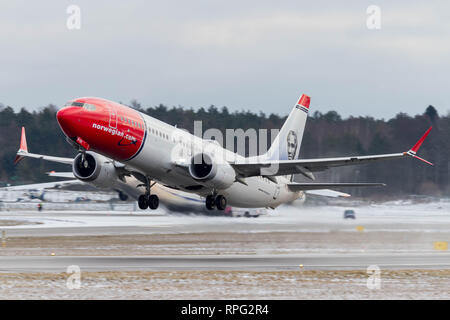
xmin=232 ymin=127 xmax=432 ymax=178
xmin=14 ymin=127 xmax=73 ymax=165
xmin=15 ymin=150 xmax=73 ymax=165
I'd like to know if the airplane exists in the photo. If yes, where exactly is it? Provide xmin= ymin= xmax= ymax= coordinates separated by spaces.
xmin=13 ymin=94 xmax=432 ymax=211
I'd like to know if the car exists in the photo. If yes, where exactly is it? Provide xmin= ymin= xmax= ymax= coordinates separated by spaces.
xmin=344 ymin=209 xmax=356 ymax=219
xmin=224 ymin=207 xmax=266 ymax=218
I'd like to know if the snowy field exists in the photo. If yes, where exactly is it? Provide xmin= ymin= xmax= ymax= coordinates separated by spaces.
xmin=0 ymin=198 xmax=449 ymax=233
xmin=1 ymin=270 xmax=449 ymax=300
xmin=0 ymin=196 xmax=449 ymax=299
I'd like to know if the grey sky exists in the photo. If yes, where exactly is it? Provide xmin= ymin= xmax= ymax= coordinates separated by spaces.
xmin=1 ymin=0 xmax=449 ymax=119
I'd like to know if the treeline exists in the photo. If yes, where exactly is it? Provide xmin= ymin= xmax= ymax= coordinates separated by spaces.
xmin=0 ymin=101 xmax=447 ymax=197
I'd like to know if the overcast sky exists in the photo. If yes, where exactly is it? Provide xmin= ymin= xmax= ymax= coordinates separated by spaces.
xmin=1 ymin=0 xmax=449 ymax=118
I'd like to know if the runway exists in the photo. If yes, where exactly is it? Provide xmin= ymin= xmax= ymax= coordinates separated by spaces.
xmin=1 ymin=253 xmax=449 ymax=272
xmin=1 ymin=202 xmax=449 ymax=299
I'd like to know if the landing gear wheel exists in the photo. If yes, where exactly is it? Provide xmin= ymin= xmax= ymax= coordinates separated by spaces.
xmin=215 ymin=195 xmax=227 ymax=210
xmin=148 ymin=194 xmax=159 ymax=210
xmin=138 ymin=195 xmax=148 ymax=210
xmin=205 ymin=195 xmax=215 ymax=210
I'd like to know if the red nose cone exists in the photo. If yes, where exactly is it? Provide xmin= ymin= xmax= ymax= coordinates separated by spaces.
xmin=56 ymin=107 xmax=78 ymax=137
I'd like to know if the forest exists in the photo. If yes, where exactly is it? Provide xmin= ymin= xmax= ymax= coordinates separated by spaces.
xmin=0 ymin=100 xmax=447 ymax=198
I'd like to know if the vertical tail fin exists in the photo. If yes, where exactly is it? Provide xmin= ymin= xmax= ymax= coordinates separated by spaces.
xmin=266 ymin=94 xmax=310 ymax=162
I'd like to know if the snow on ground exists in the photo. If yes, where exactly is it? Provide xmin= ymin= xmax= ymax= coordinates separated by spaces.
xmin=0 ymin=198 xmax=449 ymax=233
xmin=1 ymin=270 xmax=449 ymax=300
xmin=1 ymin=196 xmax=448 ymax=299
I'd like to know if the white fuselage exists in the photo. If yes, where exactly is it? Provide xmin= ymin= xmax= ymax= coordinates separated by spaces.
xmin=123 ymin=113 xmax=302 ymax=208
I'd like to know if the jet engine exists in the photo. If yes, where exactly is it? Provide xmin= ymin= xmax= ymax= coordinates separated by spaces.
xmin=72 ymin=152 xmax=118 ymax=188
xmin=188 ymin=153 xmax=235 ymax=189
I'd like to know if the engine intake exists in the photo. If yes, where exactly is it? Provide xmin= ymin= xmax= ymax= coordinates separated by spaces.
xmin=73 ymin=153 xmax=98 ymax=180
xmin=73 ymin=152 xmax=118 ymax=188
xmin=189 ymin=153 xmax=215 ymax=180
xmin=188 ymin=153 xmax=235 ymax=189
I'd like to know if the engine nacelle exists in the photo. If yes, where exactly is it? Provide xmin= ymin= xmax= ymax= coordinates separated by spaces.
xmin=72 ymin=152 xmax=118 ymax=189
xmin=188 ymin=153 xmax=235 ymax=189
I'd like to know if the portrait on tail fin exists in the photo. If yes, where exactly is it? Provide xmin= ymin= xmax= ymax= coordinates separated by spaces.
xmin=287 ymin=130 xmax=298 ymax=160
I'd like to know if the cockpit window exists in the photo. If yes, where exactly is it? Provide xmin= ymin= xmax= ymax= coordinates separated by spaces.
xmin=83 ymin=103 xmax=96 ymax=111
xmin=64 ymin=101 xmax=84 ymax=107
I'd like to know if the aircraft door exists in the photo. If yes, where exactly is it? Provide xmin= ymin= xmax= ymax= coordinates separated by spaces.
xmin=109 ymin=105 xmax=117 ymax=129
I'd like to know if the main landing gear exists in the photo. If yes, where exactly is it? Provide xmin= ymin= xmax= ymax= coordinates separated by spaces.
xmin=205 ymin=194 xmax=227 ymax=211
xmin=138 ymin=194 xmax=159 ymax=210
xmin=137 ymin=178 xmax=159 ymax=210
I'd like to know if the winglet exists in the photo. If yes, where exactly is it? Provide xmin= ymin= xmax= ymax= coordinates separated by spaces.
xmin=410 ymin=127 xmax=432 ymax=154
xmin=14 ymin=127 xmax=28 ymax=164
xmin=406 ymin=127 xmax=433 ymax=165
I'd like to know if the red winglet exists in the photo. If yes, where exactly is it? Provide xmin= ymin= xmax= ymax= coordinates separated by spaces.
xmin=410 ymin=127 xmax=432 ymax=154
xmin=412 ymin=155 xmax=433 ymax=166
xmin=14 ymin=127 xmax=28 ymax=164
xmin=19 ymin=127 xmax=28 ymax=152
xmin=298 ymin=94 xmax=311 ymax=109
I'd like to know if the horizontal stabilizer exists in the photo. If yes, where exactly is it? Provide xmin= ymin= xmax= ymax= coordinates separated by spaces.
xmin=0 ymin=180 xmax=80 ymax=191
xmin=305 ymin=189 xmax=351 ymax=198
xmin=47 ymin=171 xmax=76 ymax=178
